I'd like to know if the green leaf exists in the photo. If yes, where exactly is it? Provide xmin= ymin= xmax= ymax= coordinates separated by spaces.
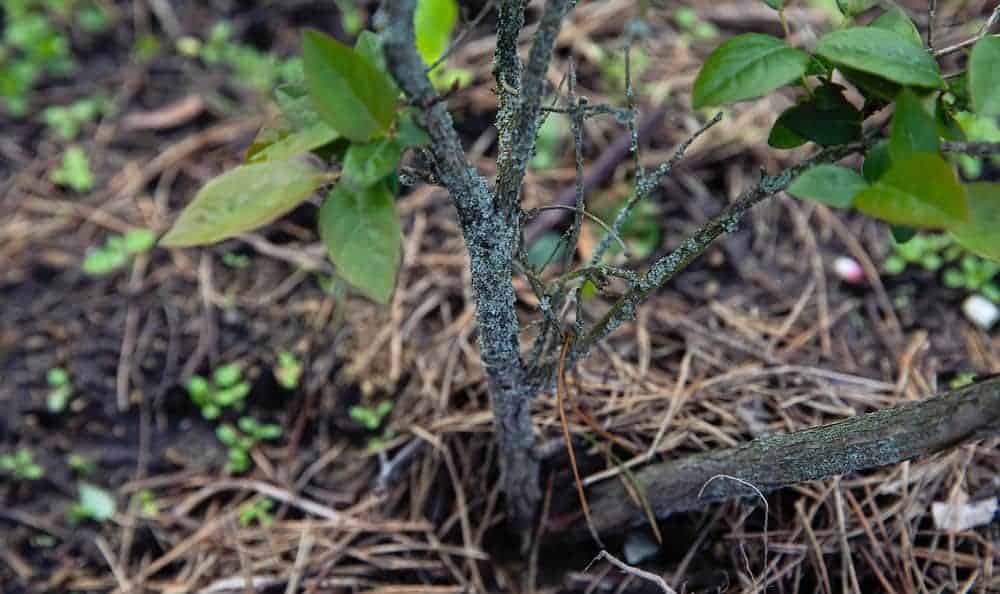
xmin=319 ymin=182 xmax=401 ymax=304
xmin=950 ymin=183 xmax=1000 ymax=261
xmin=161 ymin=160 xmax=326 ymax=247
xmin=342 ymin=138 xmax=403 ymax=189
xmin=870 ymin=7 xmax=922 ymax=48
xmin=692 ymin=33 xmax=810 ymax=108
xmin=302 ymin=29 xmax=399 ymax=142
xmin=768 ymin=117 xmax=808 ymax=149
xmin=51 ymin=146 xmax=96 ymax=192
xmin=213 ymin=363 xmax=242 ymax=387
xmin=863 ymin=140 xmax=891 ymax=182
xmin=275 ymin=83 xmax=324 ymax=130
xmin=788 ymin=164 xmax=869 ymax=208
xmin=77 ymin=483 xmax=116 ymax=522
xmin=889 ymin=89 xmax=940 ymax=161
xmin=415 ymin=0 xmax=459 ymax=65
xmin=354 ymin=30 xmax=389 ymax=75
xmin=839 ymin=66 xmax=900 ymax=101
xmin=123 ymin=229 xmax=156 ymax=254
xmin=248 ymin=121 xmax=339 ymax=163
xmin=890 ymin=225 xmax=917 ymax=244
xmin=771 ymin=84 xmax=862 ymax=147
xmin=761 ymin=0 xmax=783 ymax=9
xmin=816 ymin=27 xmax=944 ymax=89
xmin=969 ymin=37 xmax=1000 ymax=117
xmin=836 ymin=0 xmax=877 ymax=17
xmin=854 ymin=153 xmax=968 ymax=228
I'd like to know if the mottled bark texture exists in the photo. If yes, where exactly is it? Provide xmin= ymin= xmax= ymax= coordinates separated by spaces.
xmin=382 ymin=0 xmax=542 ymax=530
xmin=561 ymin=376 xmax=1000 ymax=541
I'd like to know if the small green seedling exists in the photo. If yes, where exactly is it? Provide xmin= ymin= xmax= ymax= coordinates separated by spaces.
xmin=46 ymin=366 xmax=73 ymax=413
xmin=222 ymin=252 xmax=251 ymax=268
xmin=133 ymin=488 xmax=159 ymax=516
xmin=943 ymin=256 xmax=1000 ymax=302
xmin=884 ymin=233 xmax=1000 ymax=303
xmin=216 ymin=417 xmax=282 ymax=474
xmin=66 ymin=453 xmax=97 ymax=476
xmin=41 ymin=97 xmax=104 ymax=141
xmin=50 ymin=146 xmax=95 ymax=192
xmin=673 ymin=7 xmax=719 ymax=42
xmin=0 ymin=1 xmax=103 ymax=116
xmin=186 ymin=363 xmax=252 ymax=420
xmin=350 ymin=401 xmax=396 ymax=450
xmin=238 ymin=497 xmax=275 ymax=527
xmin=349 ymin=400 xmax=393 ymax=431
xmin=66 ymin=482 xmax=116 ymax=524
xmin=274 ymin=351 xmax=303 ymax=390
xmin=83 ymin=229 xmax=156 ymax=275
xmin=177 ymin=21 xmax=302 ymax=95
xmin=0 ymin=449 xmax=44 ymax=480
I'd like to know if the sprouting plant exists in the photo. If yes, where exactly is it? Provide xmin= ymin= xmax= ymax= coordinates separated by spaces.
xmin=50 ymin=146 xmax=95 ymax=192
xmin=0 ymin=449 xmax=44 ymax=480
xmin=41 ymin=97 xmax=104 ymax=141
xmin=66 ymin=482 xmax=116 ymax=524
xmin=216 ymin=417 xmax=282 ymax=474
xmin=133 ymin=489 xmax=159 ymax=516
xmin=944 ymin=256 xmax=1000 ymax=302
xmin=177 ymin=21 xmax=302 ymax=96
xmin=950 ymin=372 xmax=978 ymax=389
xmin=222 ymin=252 xmax=251 ymax=268
xmin=274 ymin=351 xmax=303 ymax=390
xmin=238 ymin=497 xmax=275 ymax=527
xmin=0 ymin=0 xmax=110 ymax=116
xmin=82 ymin=229 xmax=156 ymax=276
xmin=673 ymin=7 xmax=719 ymax=42
xmin=66 ymin=453 xmax=97 ymax=475
xmin=884 ymin=233 xmax=1000 ymax=302
xmin=46 ymin=366 xmax=73 ymax=413
xmin=186 ymin=363 xmax=252 ymax=420
xmin=349 ymin=400 xmax=393 ymax=431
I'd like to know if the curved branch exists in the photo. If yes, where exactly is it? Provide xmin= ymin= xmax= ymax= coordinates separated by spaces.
xmin=553 ymin=376 xmax=1000 ymax=541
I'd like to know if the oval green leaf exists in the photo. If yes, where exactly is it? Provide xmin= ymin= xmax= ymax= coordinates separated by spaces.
xmin=788 ymin=164 xmax=869 ymax=208
xmin=950 ymin=183 xmax=1000 ymax=261
xmin=692 ymin=33 xmax=810 ymax=108
xmin=836 ymin=0 xmax=877 ymax=17
xmin=816 ymin=27 xmax=944 ymax=89
xmin=969 ymin=36 xmax=1000 ymax=117
xmin=761 ymin=0 xmax=783 ymax=9
xmin=302 ymin=29 xmax=399 ymax=142
xmin=862 ymin=140 xmax=891 ymax=182
xmin=870 ymin=7 xmax=922 ymax=48
xmin=161 ymin=160 xmax=326 ymax=247
xmin=249 ymin=122 xmax=339 ymax=163
xmin=889 ymin=88 xmax=940 ymax=161
xmin=415 ymin=0 xmax=459 ymax=65
xmin=342 ymin=138 xmax=403 ymax=189
xmin=319 ymin=182 xmax=401 ymax=304
xmin=772 ymin=84 xmax=862 ymax=147
xmin=854 ymin=153 xmax=968 ymax=228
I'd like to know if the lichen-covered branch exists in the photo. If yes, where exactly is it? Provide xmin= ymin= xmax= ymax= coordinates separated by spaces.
xmin=573 ymin=140 xmax=867 ymax=361
xmin=494 ymin=0 xmax=576 ymax=214
xmin=382 ymin=0 xmax=538 ymax=531
xmin=561 ymin=375 xmax=1000 ymax=540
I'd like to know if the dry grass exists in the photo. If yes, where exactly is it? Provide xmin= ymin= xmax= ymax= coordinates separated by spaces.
xmin=2 ymin=0 xmax=1000 ymax=592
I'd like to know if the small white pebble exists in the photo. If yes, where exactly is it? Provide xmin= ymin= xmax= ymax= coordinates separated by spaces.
xmin=962 ymin=295 xmax=999 ymax=330
xmin=833 ymin=256 xmax=865 ymax=284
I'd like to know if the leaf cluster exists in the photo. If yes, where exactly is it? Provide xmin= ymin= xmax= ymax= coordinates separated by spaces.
xmin=186 ymin=363 xmax=251 ymax=421
xmin=161 ymin=1 xmax=459 ymax=305
xmin=693 ymin=4 xmax=1000 ymax=259
xmin=216 ymin=417 xmax=283 ymax=474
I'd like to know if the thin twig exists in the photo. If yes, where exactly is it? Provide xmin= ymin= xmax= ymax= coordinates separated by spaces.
xmin=530 ymin=205 xmax=627 ymax=254
xmin=933 ymin=5 xmax=1000 ymax=57
xmin=584 ymin=550 xmax=677 ymax=594
xmin=927 ymin=0 xmax=937 ymax=51
xmin=557 ymin=334 xmax=603 ymax=547
xmin=590 ymin=112 xmax=723 ymax=265
xmin=698 ymin=474 xmax=769 ymax=588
